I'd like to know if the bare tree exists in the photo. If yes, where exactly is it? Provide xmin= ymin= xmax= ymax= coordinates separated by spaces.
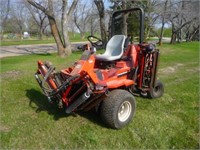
xmin=73 ymin=1 xmax=91 ymax=39
xmin=0 ymin=0 xmax=10 ymax=40
xmin=157 ymin=0 xmax=169 ymax=45
xmin=11 ymin=1 xmax=27 ymax=39
xmin=168 ymin=0 xmax=198 ymax=44
xmin=182 ymin=0 xmax=199 ymax=42
xmin=88 ymin=10 xmax=99 ymax=36
xmin=94 ymin=0 xmax=107 ymax=44
xmin=141 ymin=0 xmax=160 ymax=41
xmin=27 ymin=0 xmax=79 ymax=57
xmin=185 ymin=23 xmax=199 ymax=42
xmin=68 ymin=21 xmax=77 ymax=38
xmin=25 ymin=1 xmax=48 ymax=40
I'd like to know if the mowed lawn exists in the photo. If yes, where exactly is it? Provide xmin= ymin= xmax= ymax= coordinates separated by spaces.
xmin=0 ymin=42 xmax=199 ymax=149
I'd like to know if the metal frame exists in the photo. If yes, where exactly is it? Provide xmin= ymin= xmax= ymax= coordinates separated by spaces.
xmin=111 ymin=7 xmax=144 ymax=44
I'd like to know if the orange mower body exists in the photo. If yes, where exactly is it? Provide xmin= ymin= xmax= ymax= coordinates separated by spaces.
xmin=34 ymin=8 xmax=164 ymax=129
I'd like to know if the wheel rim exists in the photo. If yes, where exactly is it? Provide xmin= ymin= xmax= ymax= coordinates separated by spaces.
xmin=118 ymin=101 xmax=132 ymax=122
xmin=154 ymin=85 xmax=160 ymax=93
xmin=154 ymin=85 xmax=161 ymax=96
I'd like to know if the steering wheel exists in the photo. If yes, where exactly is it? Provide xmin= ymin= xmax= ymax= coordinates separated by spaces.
xmin=87 ymin=35 xmax=104 ymax=48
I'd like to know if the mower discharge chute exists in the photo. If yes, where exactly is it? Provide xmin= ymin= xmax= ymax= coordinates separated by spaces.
xmin=34 ymin=8 xmax=164 ymax=129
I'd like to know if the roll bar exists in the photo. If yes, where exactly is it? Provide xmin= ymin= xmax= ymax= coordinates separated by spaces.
xmin=111 ymin=7 xmax=144 ymax=44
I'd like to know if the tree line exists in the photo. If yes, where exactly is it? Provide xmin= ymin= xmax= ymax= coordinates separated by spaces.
xmin=0 ymin=0 xmax=199 ymax=57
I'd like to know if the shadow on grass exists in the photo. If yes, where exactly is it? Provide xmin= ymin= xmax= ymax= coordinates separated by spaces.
xmin=26 ymin=89 xmax=68 ymax=120
xmin=32 ymin=53 xmax=52 ymax=56
xmin=77 ymin=110 xmax=107 ymax=128
xmin=26 ymin=89 xmax=106 ymax=128
xmin=0 ymin=46 xmax=54 ymax=56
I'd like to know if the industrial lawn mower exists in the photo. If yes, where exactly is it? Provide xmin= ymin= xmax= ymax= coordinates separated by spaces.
xmin=34 ymin=8 xmax=164 ymax=129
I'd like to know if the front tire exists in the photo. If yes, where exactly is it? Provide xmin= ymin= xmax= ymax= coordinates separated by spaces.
xmin=100 ymin=89 xmax=136 ymax=129
xmin=148 ymin=80 xmax=164 ymax=98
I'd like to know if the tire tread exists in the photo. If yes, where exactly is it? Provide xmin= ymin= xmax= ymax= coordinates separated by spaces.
xmin=100 ymin=89 xmax=136 ymax=129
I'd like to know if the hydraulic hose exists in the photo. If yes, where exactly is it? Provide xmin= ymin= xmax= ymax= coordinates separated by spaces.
xmin=43 ymin=74 xmax=81 ymax=97
xmin=40 ymin=63 xmax=81 ymax=97
xmin=41 ymin=66 xmax=55 ymax=93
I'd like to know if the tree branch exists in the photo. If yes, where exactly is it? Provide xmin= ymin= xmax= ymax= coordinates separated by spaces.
xmin=27 ymin=0 xmax=51 ymax=16
xmin=67 ymin=0 xmax=79 ymax=17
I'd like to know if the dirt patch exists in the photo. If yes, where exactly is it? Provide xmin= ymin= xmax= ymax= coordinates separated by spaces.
xmin=0 ymin=125 xmax=10 ymax=132
xmin=1 ymin=70 xmax=22 ymax=79
xmin=160 ymin=67 xmax=175 ymax=74
xmin=186 ymin=67 xmax=200 ymax=73
xmin=159 ymin=63 xmax=184 ymax=74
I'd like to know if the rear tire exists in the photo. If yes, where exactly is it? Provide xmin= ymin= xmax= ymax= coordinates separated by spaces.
xmin=148 ymin=80 xmax=164 ymax=99
xmin=100 ymin=89 xmax=136 ymax=129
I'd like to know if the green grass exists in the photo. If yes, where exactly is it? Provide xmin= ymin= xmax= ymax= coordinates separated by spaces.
xmin=0 ymin=39 xmax=56 ymax=46
xmin=0 ymin=42 xmax=199 ymax=149
xmin=0 ymin=38 xmax=86 ymax=46
xmin=1 ymin=32 xmax=100 ymax=46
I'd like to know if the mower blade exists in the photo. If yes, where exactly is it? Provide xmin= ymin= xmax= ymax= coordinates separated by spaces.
xmin=65 ymin=92 xmax=90 ymax=114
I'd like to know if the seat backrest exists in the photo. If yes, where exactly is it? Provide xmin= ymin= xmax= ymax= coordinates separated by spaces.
xmin=104 ymin=35 xmax=126 ymax=57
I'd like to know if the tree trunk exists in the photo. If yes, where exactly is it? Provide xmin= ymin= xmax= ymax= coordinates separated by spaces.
xmin=144 ymin=26 xmax=151 ymax=42
xmin=170 ymin=32 xmax=177 ymax=44
xmin=90 ymin=27 xmax=94 ymax=36
xmin=1 ymin=31 xmax=4 ymax=42
xmin=80 ymin=32 xmax=85 ymax=39
xmin=122 ymin=15 xmax=128 ymax=35
xmin=99 ymin=17 xmax=107 ymax=43
xmin=20 ymin=26 xmax=23 ymax=40
xmin=158 ymin=22 xmax=165 ymax=45
xmin=170 ymin=16 xmax=195 ymax=44
xmin=94 ymin=0 xmax=107 ymax=46
xmin=158 ymin=0 xmax=168 ymax=45
xmin=39 ymin=27 xmax=43 ymax=40
xmin=48 ymin=16 xmax=65 ymax=57
xmin=177 ymin=31 xmax=182 ymax=43
xmin=27 ymin=0 xmax=78 ymax=57
xmin=188 ymin=25 xmax=199 ymax=41
xmin=1 ymin=0 xmax=10 ymax=41
xmin=61 ymin=0 xmax=71 ymax=56
xmin=170 ymin=22 xmax=176 ymax=44
xmin=90 ymin=19 xmax=94 ymax=36
xmin=122 ymin=1 xmax=127 ymax=35
xmin=62 ymin=17 xmax=71 ymax=56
